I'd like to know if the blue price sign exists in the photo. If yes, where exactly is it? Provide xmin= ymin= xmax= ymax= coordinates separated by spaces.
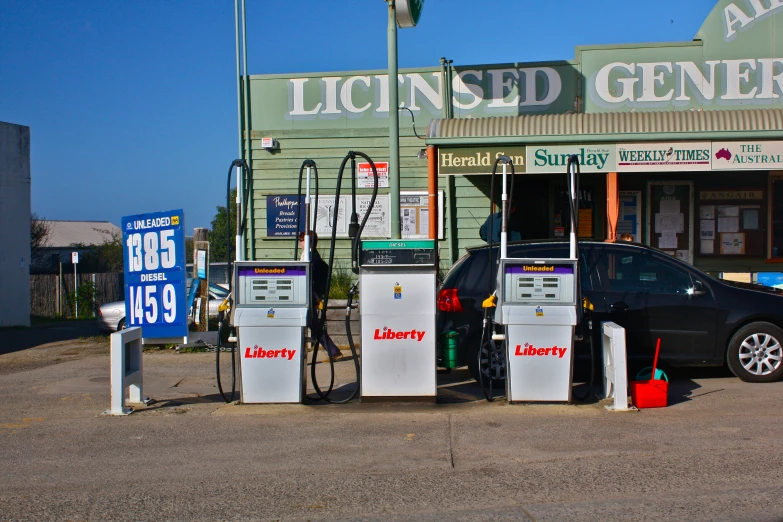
xmin=122 ymin=209 xmax=187 ymax=340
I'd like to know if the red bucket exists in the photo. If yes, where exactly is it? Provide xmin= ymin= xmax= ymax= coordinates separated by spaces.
xmin=630 ymin=379 xmax=669 ymax=409
xmin=631 ymin=338 xmax=668 ymax=409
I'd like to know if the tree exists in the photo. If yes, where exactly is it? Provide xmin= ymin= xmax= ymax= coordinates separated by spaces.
xmin=208 ymin=188 xmax=237 ymax=262
xmin=30 ymin=213 xmax=51 ymax=260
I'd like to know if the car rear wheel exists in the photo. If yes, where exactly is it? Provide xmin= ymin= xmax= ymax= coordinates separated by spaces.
xmin=467 ymin=335 xmax=506 ymax=384
xmin=726 ymin=322 xmax=783 ymax=383
xmin=118 ymin=318 xmax=126 ymax=331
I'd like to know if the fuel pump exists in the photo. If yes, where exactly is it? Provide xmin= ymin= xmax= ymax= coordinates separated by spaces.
xmin=226 ymin=159 xmax=320 ymax=404
xmin=494 ymin=155 xmax=582 ymax=402
xmin=309 ymin=151 xmax=380 ymax=404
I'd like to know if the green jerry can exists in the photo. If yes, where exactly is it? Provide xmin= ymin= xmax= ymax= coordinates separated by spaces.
xmin=441 ymin=330 xmax=459 ymax=369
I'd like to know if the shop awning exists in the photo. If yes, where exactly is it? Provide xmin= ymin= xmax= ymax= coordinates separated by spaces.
xmin=425 ymin=108 xmax=783 ymax=145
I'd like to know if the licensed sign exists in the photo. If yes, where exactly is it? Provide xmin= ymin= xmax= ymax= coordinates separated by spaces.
xmin=122 ymin=209 xmax=187 ymax=340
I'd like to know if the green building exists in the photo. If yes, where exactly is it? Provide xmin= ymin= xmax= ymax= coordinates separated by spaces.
xmin=242 ymin=0 xmax=783 ymax=280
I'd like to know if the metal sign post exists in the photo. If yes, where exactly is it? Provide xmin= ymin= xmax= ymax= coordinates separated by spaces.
xmin=72 ymin=251 xmax=79 ymax=318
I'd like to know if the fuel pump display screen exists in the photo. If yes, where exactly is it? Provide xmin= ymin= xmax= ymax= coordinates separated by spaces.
xmin=360 ymin=240 xmax=436 ymax=266
xmin=503 ymin=262 xmax=576 ymax=305
xmin=235 ymin=264 xmax=308 ymax=307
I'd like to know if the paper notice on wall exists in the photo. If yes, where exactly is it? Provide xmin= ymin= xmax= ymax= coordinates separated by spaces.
xmin=720 ymin=233 xmax=745 ymax=255
xmin=743 ymin=209 xmax=759 ymax=230
xmin=659 ymin=231 xmax=678 ymax=249
xmin=401 ymin=207 xmax=417 ymax=236
xmin=660 ymin=199 xmax=680 ymax=214
xmin=701 ymin=239 xmax=714 ymax=254
xmin=353 ymin=194 xmax=390 ymax=238
xmin=717 ymin=217 xmax=739 ymax=233
xmin=419 ymin=208 xmax=429 ymax=236
xmin=676 ymin=250 xmax=689 ymax=262
xmin=717 ymin=205 xmax=739 ymax=217
xmin=655 ymin=213 xmax=684 ymax=233
xmin=700 ymin=219 xmax=715 ymax=239
xmin=700 ymin=205 xmax=715 ymax=219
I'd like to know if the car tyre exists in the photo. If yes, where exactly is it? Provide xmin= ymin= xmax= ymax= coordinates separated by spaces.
xmin=468 ymin=334 xmax=506 ymax=385
xmin=117 ymin=318 xmax=126 ymax=331
xmin=726 ymin=322 xmax=783 ymax=383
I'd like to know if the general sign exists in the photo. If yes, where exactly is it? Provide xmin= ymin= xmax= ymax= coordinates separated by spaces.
xmin=122 ymin=209 xmax=187 ymax=340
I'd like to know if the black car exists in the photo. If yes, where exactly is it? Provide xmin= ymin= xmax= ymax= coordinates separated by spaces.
xmin=437 ymin=240 xmax=783 ymax=383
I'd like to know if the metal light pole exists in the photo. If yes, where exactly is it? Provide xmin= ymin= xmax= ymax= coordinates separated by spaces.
xmin=387 ymin=0 xmax=401 ymax=239
xmin=386 ymin=0 xmax=424 ymax=240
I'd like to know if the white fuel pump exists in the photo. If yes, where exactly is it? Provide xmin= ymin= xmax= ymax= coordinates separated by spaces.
xmin=226 ymin=160 xmax=319 ymax=404
xmin=359 ymin=239 xmax=438 ymax=402
xmin=493 ymin=155 xmax=582 ymax=402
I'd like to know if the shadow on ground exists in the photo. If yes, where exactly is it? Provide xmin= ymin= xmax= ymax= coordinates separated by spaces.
xmin=0 ymin=320 xmax=103 ymax=356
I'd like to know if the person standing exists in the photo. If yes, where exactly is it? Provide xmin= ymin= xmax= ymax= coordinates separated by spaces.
xmin=299 ymin=232 xmax=342 ymax=361
xmin=480 ymin=201 xmax=521 ymax=243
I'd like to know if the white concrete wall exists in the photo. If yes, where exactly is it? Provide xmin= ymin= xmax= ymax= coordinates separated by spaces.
xmin=0 ymin=121 xmax=31 ymax=327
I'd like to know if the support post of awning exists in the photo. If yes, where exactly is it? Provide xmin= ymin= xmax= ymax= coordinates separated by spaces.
xmin=606 ymin=172 xmax=619 ymax=242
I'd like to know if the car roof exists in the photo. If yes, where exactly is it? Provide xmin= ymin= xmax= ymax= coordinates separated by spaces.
xmin=465 ymin=239 xmax=662 ymax=255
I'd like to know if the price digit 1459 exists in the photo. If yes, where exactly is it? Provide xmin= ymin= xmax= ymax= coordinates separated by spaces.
xmin=128 ymin=284 xmax=177 ymax=325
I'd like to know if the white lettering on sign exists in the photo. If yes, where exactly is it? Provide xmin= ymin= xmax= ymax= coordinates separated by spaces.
xmin=593 ymin=59 xmax=783 ymax=107
xmin=287 ymin=68 xmax=562 ymax=118
xmin=724 ymin=0 xmax=783 ymax=40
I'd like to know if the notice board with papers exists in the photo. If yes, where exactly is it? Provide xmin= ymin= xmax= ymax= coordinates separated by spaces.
xmin=696 ymin=188 xmax=764 ymax=257
xmin=647 ymin=181 xmax=693 ymax=264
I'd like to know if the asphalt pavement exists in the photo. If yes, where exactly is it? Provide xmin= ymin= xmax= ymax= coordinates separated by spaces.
xmin=1 ymin=325 xmax=783 ymax=521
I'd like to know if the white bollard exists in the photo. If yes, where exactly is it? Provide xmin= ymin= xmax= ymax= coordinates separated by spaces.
xmin=601 ymin=322 xmax=635 ymax=412
xmin=104 ymin=327 xmax=149 ymax=416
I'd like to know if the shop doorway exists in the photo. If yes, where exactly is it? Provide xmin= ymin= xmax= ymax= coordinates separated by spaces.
xmin=513 ymin=176 xmax=550 ymax=240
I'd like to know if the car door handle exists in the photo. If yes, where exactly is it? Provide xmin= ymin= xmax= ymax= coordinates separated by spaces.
xmin=610 ymin=301 xmax=628 ymax=312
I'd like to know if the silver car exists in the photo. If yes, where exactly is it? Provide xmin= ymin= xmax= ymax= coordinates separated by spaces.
xmin=96 ymin=281 xmax=230 ymax=332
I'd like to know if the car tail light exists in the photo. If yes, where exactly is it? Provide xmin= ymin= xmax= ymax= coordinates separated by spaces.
xmin=437 ymin=288 xmax=463 ymax=312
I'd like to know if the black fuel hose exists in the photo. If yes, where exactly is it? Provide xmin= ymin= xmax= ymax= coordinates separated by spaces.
xmin=478 ymin=156 xmax=515 ymax=402
xmin=309 ymin=151 xmax=379 ymax=403
xmin=216 ymin=158 xmax=250 ymax=403
xmin=566 ymin=155 xmax=595 ymax=402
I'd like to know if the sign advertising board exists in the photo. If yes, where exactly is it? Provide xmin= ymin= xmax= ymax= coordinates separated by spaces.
xmin=438 ymin=146 xmax=526 ymax=175
xmin=712 ymin=141 xmax=783 ymax=170
xmin=267 ymin=195 xmax=391 ymax=238
xmin=266 ymin=195 xmax=305 ymax=236
xmin=358 ymin=162 xmax=389 ymax=188
xmin=526 ymin=144 xmax=616 ymax=173
xmin=617 ymin=142 xmax=711 ymax=172
xmin=122 ymin=209 xmax=187 ymax=340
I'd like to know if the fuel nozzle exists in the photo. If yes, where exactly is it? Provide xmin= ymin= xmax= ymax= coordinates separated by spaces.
xmin=348 ymin=212 xmax=359 ymax=239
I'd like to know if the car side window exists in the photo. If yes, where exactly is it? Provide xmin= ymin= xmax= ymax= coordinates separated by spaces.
xmin=602 ymin=248 xmax=693 ymax=295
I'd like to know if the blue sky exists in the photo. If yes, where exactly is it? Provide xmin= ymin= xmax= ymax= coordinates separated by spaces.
xmin=1 ymin=0 xmax=717 ymax=231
